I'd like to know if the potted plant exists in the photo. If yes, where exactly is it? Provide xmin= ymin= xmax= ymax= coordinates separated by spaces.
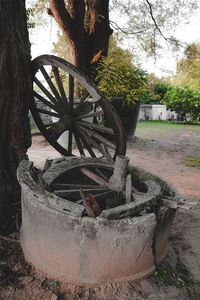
xmin=96 ymin=55 xmax=147 ymax=138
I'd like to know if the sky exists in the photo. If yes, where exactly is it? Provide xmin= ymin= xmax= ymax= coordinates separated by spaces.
xmin=27 ymin=1 xmax=200 ymax=78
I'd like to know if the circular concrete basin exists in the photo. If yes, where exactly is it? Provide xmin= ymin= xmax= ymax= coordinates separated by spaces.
xmin=17 ymin=159 xmax=179 ymax=286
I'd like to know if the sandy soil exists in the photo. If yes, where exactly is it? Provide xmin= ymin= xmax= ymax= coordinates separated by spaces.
xmin=0 ymin=126 xmax=200 ymax=299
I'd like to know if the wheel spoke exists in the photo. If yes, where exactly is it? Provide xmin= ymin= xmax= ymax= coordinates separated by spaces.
xmin=77 ymin=128 xmax=97 ymax=157
xmin=94 ymin=168 xmax=109 ymax=181
xmin=80 ymin=90 xmax=90 ymax=103
xmin=76 ymin=120 xmax=114 ymax=135
xmin=36 ymin=108 xmax=59 ymax=118
xmin=80 ymin=167 xmax=108 ymax=187
xmin=73 ymin=129 xmax=85 ymax=156
xmin=78 ymin=127 xmax=110 ymax=158
xmin=44 ymin=122 xmax=58 ymax=128
xmin=54 ymin=187 xmax=108 ymax=195
xmin=33 ymin=91 xmax=59 ymax=112
xmin=34 ymin=77 xmax=61 ymax=111
xmin=77 ymin=124 xmax=116 ymax=150
xmin=52 ymin=66 xmax=69 ymax=109
xmin=40 ymin=66 xmax=64 ymax=105
xmin=68 ymin=74 xmax=74 ymax=114
xmin=76 ymin=190 xmax=113 ymax=204
xmin=74 ymin=110 xmax=103 ymax=120
xmin=46 ymin=121 xmax=67 ymax=141
xmin=68 ymin=129 xmax=73 ymax=155
xmin=52 ymin=183 xmax=103 ymax=189
xmin=74 ymin=101 xmax=93 ymax=117
xmin=100 ymin=143 xmax=113 ymax=160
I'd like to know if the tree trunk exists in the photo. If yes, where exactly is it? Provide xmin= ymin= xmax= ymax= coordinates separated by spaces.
xmin=49 ymin=0 xmax=113 ymax=76
xmin=0 ymin=0 xmax=32 ymax=233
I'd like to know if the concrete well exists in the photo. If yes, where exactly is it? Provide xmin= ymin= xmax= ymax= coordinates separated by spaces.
xmin=17 ymin=160 xmax=179 ymax=286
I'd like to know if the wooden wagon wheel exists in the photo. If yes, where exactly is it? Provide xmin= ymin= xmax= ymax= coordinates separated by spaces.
xmin=30 ymin=55 xmax=126 ymax=159
xmin=42 ymin=157 xmax=163 ymax=218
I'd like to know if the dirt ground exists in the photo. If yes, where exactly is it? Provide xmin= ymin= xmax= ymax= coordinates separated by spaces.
xmin=0 ymin=124 xmax=200 ymax=299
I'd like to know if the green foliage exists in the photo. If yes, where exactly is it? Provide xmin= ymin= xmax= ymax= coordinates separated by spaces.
xmin=96 ymin=56 xmax=147 ymax=105
xmin=52 ymin=30 xmax=70 ymax=61
xmin=163 ymin=86 xmax=200 ymax=121
xmin=153 ymin=83 xmax=170 ymax=101
xmin=112 ymin=0 xmax=199 ymax=57
xmin=26 ymin=8 xmax=35 ymax=29
xmin=174 ymin=43 xmax=200 ymax=90
xmin=181 ymin=156 xmax=200 ymax=167
xmin=154 ymin=265 xmax=200 ymax=297
xmin=140 ymin=88 xmax=154 ymax=104
xmin=141 ymin=82 xmax=170 ymax=104
xmin=95 ymin=37 xmax=147 ymax=106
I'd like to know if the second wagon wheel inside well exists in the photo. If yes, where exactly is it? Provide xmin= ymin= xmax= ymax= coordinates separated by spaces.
xmin=30 ymin=55 xmax=126 ymax=159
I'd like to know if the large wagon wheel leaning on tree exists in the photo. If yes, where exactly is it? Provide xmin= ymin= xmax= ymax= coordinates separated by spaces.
xmin=30 ymin=55 xmax=126 ymax=159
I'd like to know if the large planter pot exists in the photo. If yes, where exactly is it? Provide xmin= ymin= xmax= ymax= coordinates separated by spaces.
xmin=110 ymin=97 xmax=141 ymax=139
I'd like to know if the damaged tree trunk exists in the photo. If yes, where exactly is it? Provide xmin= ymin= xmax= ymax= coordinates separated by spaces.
xmin=48 ymin=0 xmax=113 ymax=75
xmin=0 ymin=0 xmax=32 ymax=232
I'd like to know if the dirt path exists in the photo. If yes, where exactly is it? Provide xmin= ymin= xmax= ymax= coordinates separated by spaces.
xmin=0 ymin=125 xmax=199 ymax=299
xmin=127 ymin=131 xmax=200 ymax=197
xmin=28 ymin=126 xmax=200 ymax=198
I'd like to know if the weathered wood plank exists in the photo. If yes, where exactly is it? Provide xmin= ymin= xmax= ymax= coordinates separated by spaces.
xmin=36 ymin=108 xmax=59 ymax=118
xmin=34 ymin=77 xmax=60 ymax=110
xmin=101 ymin=180 xmax=162 ymax=219
xmin=52 ymin=66 xmax=69 ymax=107
xmin=74 ymin=110 xmax=103 ymax=121
xmin=80 ymin=167 xmax=108 ymax=187
xmin=76 ymin=120 xmax=114 ymax=135
xmin=77 ymin=124 xmax=116 ymax=149
xmin=52 ymin=183 xmax=103 ymax=189
xmin=40 ymin=66 xmax=64 ymax=104
xmin=78 ymin=127 xmax=110 ymax=158
xmin=43 ymin=157 xmax=113 ymax=186
xmin=74 ymin=101 xmax=93 ymax=117
xmin=125 ymin=173 xmax=132 ymax=204
xmin=73 ymin=129 xmax=85 ymax=156
xmin=68 ymin=74 xmax=74 ymax=113
xmin=77 ymin=128 xmax=97 ymax=157
xmin=108 ymin=156 xmax=129 ymax=192
xmin=33 ymin=91 xmax=59 ymax=112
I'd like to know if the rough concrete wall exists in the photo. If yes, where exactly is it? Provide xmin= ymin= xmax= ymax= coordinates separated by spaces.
xmin=152 ymin=105 xmax=167 ymax=120
xmin=18 ymin=160 xmax=178 ymax=286
xmin=138 ymin=105 xmax=178 ymax=121
xmin=20 ymin=184 xmax=157 ymax=285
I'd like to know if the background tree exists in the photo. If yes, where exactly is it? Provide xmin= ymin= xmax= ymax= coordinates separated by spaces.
xmin=33 ymin=0 xmax=199 ymax=77
xmin=35 ymin=0 xmax=113 ymax=76
xmin=174 ymin=43 xmax=200 ymax=90
xmin=163 ymin=86 xmax=200 ymax=122
xmin=0 ymin=0 xmax=32 ymax=233
xmin=113 ymin=0 xmax=199 ymax=57
xmin=140 ymin=73 xmax=170 ymax=104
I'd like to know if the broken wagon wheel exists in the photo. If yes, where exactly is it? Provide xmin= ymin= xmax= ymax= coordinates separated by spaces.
xmin=42 ymin=157 xmax=163 ymax=217
xmin=30 ymin=55 xmax=126 ymax=159
xmin=43 ymin=157 xmax=116 ymax=211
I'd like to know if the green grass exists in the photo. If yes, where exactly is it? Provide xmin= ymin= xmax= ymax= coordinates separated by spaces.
xmin=181 ymin=157 xmax=200 ymax=167
xmin=134 ymin=120 xmax=200 ymax=139
xmin=137 ymin=120 xmax=200 ymax=130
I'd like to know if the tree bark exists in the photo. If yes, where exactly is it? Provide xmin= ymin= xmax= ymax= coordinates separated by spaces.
xmin=0 ymin=0 xmax=32 ymax=233
xmin=49 ymin=0 xmax=113 ymax=75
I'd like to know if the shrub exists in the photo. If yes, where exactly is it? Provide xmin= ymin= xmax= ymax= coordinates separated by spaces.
xmin=163 ymin=86 xmax=200 ymax=121
xmin=95 ymin=56 xmax=147 ymax=106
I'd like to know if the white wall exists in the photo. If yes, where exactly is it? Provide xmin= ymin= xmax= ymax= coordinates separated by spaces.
xmin=138 ymin=104 xmax=177 ymax=121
